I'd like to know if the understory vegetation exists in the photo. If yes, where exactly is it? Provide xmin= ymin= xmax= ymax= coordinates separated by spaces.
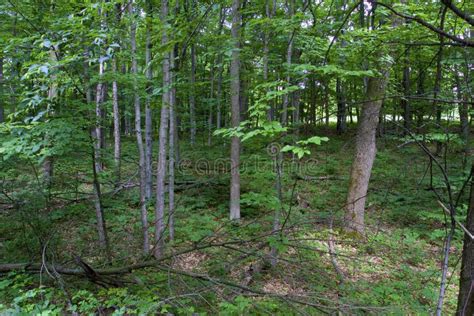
xmin=1 ymin=128 xmax=470 ymax=314
xmin=0 ymin=0 xmax=473 ymax=314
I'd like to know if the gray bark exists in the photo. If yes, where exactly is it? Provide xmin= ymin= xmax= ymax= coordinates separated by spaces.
xmin=189 ymin=44 xmax=197 ymax=146
xmin=95 ymin=56 xmax=105 ymax=172
xmin=216 ymin=54 xmax=224 ymax=129
xmin=402 ymin=48 xmax=411 ymax=133
xmin=169 ymin=48 xmax=176 ymax=242
xmin=155 ymin=0 xmax=170 ymax=258
xmin=130 ymin=3 xmax=150 ymax=254
xmin=344 ymin=71 xmax=389 ymax=234
xmin=145 ymin=0 xmax=154 ymax=200
xmin=91 ymin=139 xmax=110 ymax=260
xmin=112 ymin=58 xmax=121 ymax=184
xmin=229 ymin=0 xmax=241 ymax=221
xmin=43 ymin=47 xmax=58 ymax=189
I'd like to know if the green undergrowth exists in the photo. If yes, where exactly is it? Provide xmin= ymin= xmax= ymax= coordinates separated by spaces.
xmin=0 ymin=128 xmax=469 ymax=315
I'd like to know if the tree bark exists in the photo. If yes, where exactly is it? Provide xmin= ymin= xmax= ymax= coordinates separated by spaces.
xmin=229 ymin=0 xmax=241 ymax=221
xmin=434 ymin=7 xmax=447 ymax=154
xmin=344 ymin=71 xmax=389 ymax=234
xmin=91 ymin=134 xmax=110 ymax=260
xmin=169 ymin=47 xmax=176 ymax=242
xmin=155 ymin=0 xmax=171 ymax=258
xmin=112 ymin=58 xmax=121 ymax=185
xmin=336 ymin=78 xmax=347 ymax=134
xmin=189 ymin=44 xmax=197 ymax=146
xmin=457 ymin=165 xmax=474 ymax=315
xmin=401 ymin=47 xmax=411 ymax=134
xmin=145 ymin=0 xmax=154 ymax=200
xmin=0 ymin=56 xmax=4 ymax=123
xmin=130 ymin=3 xmax=150 ymax=254
xmin=281 ymin=0 xmax=294 ymax=126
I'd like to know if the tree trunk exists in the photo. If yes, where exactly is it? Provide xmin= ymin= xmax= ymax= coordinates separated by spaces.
xmin=336 ymin=78 xmax=347 ymax=134
xmin=457 ymin=76 xmax=470 ymax=158
xmin=155 ymin=0 xmax=170 ymax=258
xmin=112 ymin=58 xmax=121 ymax=185
xmin=95 ymin=56 xmax=105 ymax=172
xmin=90 ymin=136 xmax=111 ymax=261
xmin=189 ymin=44 xmax=197 ymax=146
xmin=43 ymin=47 xmax=58 ymax=190
xmin=0 ymin=56 xmax=4 ymax=123
xmin=145 ymin=0 xmax=154 ymax=200
xmin=208 ymin=61 xmax=214 ymax=146
xmin=401 ymin=48 xmax=411 ymax=134
xmin=457 ymin=164 xmax=474 ymax=315
xmin=229 ymin=0 xmax=241 ymax=221
xmin=344 ymin=72 xmax=389 ymax=234
xmin=169 ymin=48 xmax=176 ymax=242
xmin=216 ymin=54 xmax=223 ymax=130
xmin=130 ymin=3 xmax=150 ymax=254
xmin=263 ymin=0 xmax=272 ymax=121
xmin=434 ymin=8 xmax=447 ymax=155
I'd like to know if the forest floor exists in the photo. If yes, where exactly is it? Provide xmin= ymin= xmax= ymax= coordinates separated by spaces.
xmin=0 ymin=124 xmax=469 ymax=315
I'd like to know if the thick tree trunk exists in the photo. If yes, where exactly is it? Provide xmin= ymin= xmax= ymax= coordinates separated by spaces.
xmin=145 ymin=0 xmax=154 ymax=200
xmin=189 ymin=44 xmax=197 ymax=146
xmin=155 ymin=0 xmax=170 ymax=258
xmin=130 ymin=3 xmax=150 ymax=254
xmin=229 ymin=0 xmax=241 ymax=221
xmin=457 ymin=164 xmax=474 ymax=315
xmin=344 ymin=72 xmax=388 ymax=234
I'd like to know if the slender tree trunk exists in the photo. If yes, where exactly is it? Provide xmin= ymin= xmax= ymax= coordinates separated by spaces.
xmin=112 ymin=58 xmax=121 ymax=184
xmin=43 ymin=47 xmax=58 ymax=190
xmin=145 ymin=0 xmax=154 ymax=200
xmin=189 ymin=44 xmax=197 ymax=146
xmin=229 ymin=0 xmax=241 ymax=221
xmin=90 ymin=134 xmax=111 ymax=260
xmin=457 ymin=164 xmax=474 ymax=315
xmin=264 ymin=0 xmax=272 ymax=121
xmin=169 ymin=48 xmax=176 ymax=242
xmin=336 ymin=78 xmax=347 ymax=134
xmin=216 ymin=54 xmax=224 ymax=129
xmin=434 ymin=8 xmax=447 ymax=154
xmin=130 ymin=3 xmax=150 ymax=253
xmin=208 ymin=61 xmax=214 ymax=146
xmin=416 ymin=66 xmax=425 ymax=131
xmin=0 ymin=56 xmax=4 ymax=123
xmin=402 ymin=48 xmax=411 ymax=134
xmin=155 ymin=0 xmax=171 ymax=258
xmin=344 ymin=71 xmax=389 ymax=234
xmin=456 ymin=72 xmax=470 ymax=158
xmin=95 ymin=56 xmax=105 ymax=172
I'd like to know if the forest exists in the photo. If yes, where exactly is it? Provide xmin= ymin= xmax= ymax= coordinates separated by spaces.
xmin=0 ymin=0 xmax=473 ymax=314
